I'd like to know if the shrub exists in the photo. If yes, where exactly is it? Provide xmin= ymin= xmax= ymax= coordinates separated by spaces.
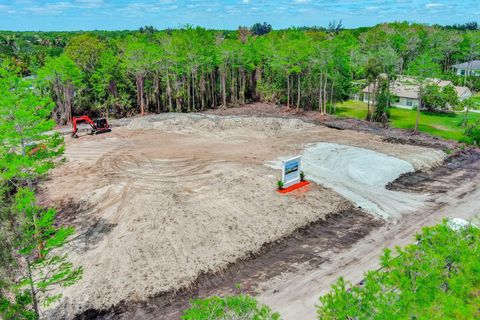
xmin=277 ymin=180 xmax=284 ymax=190
xmin=182 ymin=295 xmax=281 ymax=320
xmin=461 ymin=119 xmax=480 ymax=145
xmin=317 ymin=221 xmax=480 ymax=319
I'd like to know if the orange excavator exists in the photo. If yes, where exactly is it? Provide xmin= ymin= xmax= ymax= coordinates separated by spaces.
xmin=71 ymin=116 xmax=111 ymax=138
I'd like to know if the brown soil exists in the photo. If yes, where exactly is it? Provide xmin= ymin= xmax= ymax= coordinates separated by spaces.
xmin=387 ymin=148 xmax=480 ymax=193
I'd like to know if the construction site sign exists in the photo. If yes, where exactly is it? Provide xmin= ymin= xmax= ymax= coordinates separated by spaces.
xmin=282 ymin=156 xmax=301 ymax=188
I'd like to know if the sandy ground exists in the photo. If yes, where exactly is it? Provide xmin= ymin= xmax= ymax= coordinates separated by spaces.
xmin=41 ymin=113 xmax=446 ymax=319
xmin=256 ymin=171 xmax=480 ymax=320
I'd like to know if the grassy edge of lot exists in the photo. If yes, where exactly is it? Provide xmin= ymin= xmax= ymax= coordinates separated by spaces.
xmin=334 ymin=100 xmax=480 ymax=141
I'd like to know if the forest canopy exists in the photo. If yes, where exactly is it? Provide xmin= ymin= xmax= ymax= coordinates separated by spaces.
xmin=1 ymin=21 xmax=480 ymax=123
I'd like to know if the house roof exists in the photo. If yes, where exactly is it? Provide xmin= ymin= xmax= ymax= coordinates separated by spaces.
xmin=452 ymin=60 xmax=480 ymax=70
xmin=362 ymin=76 xmax=470 ymax=100
xmin=455 ymin=86 xmax=472 ymax=97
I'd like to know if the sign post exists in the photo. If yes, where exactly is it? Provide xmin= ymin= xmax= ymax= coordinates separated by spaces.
xmin=282 ymin=156 xmax=301 ymax=188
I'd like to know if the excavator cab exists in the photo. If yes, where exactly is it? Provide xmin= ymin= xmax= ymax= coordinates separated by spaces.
xmin=94 ymin=118 xmax=109 ymax=131
xmin=72 ymin=116 xmax=111 ymax=138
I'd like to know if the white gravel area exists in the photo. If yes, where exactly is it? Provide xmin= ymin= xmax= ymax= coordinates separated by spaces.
xmin=268 ymin=142 xmax=429 ymax=219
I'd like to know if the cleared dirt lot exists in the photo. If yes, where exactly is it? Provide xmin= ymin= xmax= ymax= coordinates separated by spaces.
xmin=41 ymin=113 xmax=450 ymax=319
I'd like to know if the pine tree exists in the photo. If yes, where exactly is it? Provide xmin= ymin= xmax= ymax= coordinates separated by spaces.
xmin=0 ymin=66 xmax=82 ymax=320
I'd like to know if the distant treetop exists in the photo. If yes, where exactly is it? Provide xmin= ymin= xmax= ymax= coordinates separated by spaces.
xmin=250 ymin=22 xmax=272 ymax=36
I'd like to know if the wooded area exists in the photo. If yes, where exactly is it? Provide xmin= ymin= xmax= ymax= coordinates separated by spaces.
xmin=1 ymin=22 xmax=480 ymax=124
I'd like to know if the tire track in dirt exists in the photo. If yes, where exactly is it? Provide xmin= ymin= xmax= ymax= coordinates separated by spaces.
xmin=73 ymin=208 xmax=382 ymax=320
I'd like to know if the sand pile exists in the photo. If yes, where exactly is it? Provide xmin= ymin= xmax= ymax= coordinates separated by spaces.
xmin=126 ymin=113 xmax=314 ymax=135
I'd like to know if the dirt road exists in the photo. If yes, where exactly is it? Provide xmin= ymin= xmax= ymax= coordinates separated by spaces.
xmin=257 ymin=167 xmax=480 ymax=319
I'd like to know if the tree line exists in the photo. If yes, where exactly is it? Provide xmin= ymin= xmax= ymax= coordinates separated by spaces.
xmin=1 ymin=22 xmax=480 ymax=125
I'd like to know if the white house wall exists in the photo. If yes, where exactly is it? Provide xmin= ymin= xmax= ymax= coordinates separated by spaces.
xmin=394 ymin=97 xmax=418 ymax=109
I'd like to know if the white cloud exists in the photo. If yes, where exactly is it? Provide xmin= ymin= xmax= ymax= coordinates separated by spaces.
xmin=425 ymin=3 xmax=444 ymax=9
xmin=75 ymin=0 xmax=105 ymax=9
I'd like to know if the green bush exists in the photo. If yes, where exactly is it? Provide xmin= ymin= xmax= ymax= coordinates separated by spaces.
xmin=317 ymin=221 xmax=480 ymax=319
xmin=461 ymin=120 xmax=480 ymax=145
xmin=277 ymin=180 xmax=284 ymax=190
xmin=182 ymin=294 xmax=281 ymax=320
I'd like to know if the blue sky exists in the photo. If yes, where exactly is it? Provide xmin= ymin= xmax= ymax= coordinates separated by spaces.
xmin=0 ymin=0 xmax=479 ymax=31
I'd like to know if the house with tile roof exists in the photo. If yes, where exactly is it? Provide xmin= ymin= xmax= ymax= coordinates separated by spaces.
xmin=361 ymin=76 xmax=472 ymax=109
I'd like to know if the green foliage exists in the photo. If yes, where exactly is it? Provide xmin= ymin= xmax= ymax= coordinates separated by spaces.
xmin=407 ymin=53 xmax=442 ymax=79
xmin=277 ymin=180 xmax=284 ymax=190
xmin=372 ymin=76 xmax=392 ymax=124
xmin=422 ymin=84 xmax=460 ymax=111
xmin=442 ymin=85 xmax=459 ymax=108
xmin=250 ymin=22 xmax=272 ymax=36
xmin=318 ymin=221 xmax=480 ymax=319
xmin=461 ymin=119 xmax=480 ymax=145
xmin=423 ymin=84 xmax=446 ymax=111
xmin=182 ymin=294 xmax=281 ymax=320
xmin=37 ymin=54 xmax=83 ymax=124
xmin=1 ymin=24 xmax=479 ymax=122
xmin=12 ymin=188 xmax=82 ymax=303
xmin=0 ymin=68 xmax=81 ymax=319
xmin=0 ymin=69 xmax=64 ymax=184
xmin=64 ymin=34 xmax=107 ymax=73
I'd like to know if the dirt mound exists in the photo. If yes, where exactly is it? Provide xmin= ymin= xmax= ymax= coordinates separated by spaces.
xmin=126 ymin=113 xmax=313 ymax=134
xmin=387 ymin=148 xmax=480 ymax=193
xmin=205 ymin=103 xmax=459 ymax=151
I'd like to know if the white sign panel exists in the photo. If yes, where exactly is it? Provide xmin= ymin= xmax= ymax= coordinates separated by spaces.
xmin=282 ymin=156 xmax=301 ymax=188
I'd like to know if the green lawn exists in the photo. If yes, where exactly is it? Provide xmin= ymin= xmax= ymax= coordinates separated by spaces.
xmin=334 ymin=100 xmax=480 ymax=141
xmin=472 ymin=92 xmax=480 ymax=106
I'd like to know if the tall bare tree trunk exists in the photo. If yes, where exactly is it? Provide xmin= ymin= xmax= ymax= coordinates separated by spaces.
xmin=135 ymin=74 xmax=145 ymax=116
xmin=63 ymin=84 xmax=73 ymax=124
xmin=415 ymin=85 xmax=422 ymax=133
xmin=154 ymin=75 xmax=160 ymax=113
xmin=192 ymin=71 xmax=196 ymax=111
xmin=254 ymin=67 xmax=261 ymax=100
xmin=240 ymin=69 xmax=246 ymax=104
xmin=211 ymin=71 xmax=216 ymax=107
xmin=287 ymin=74 xmax=290 ymax=109
xmin=200 ymin=70 xmax=205 ymax=111
xmin=230 ymin=65 xmax=235 ymax=106
xmin=318 ymin=71 xmax=323 ymax=113
xmin=329 ymin=81 xmax=334 ymax=114
xmin=221 ymin=67 xmax=227 ymax=108
xmin=26 ymin=257 xmax=40 ymax=319
xmin=323 ymin=75 xmax=328 ymax=114
xmin=296 ymin=74 xmax=301 ymax=112
xmin=173 ymin=73 xmax=182 ymax=112
xmin=166 ymin=72 xmax=173 ymax=112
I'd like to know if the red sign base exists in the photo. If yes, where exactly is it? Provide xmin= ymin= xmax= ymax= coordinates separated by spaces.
xmin=277 ymin=180 xmax=310 ymax=194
